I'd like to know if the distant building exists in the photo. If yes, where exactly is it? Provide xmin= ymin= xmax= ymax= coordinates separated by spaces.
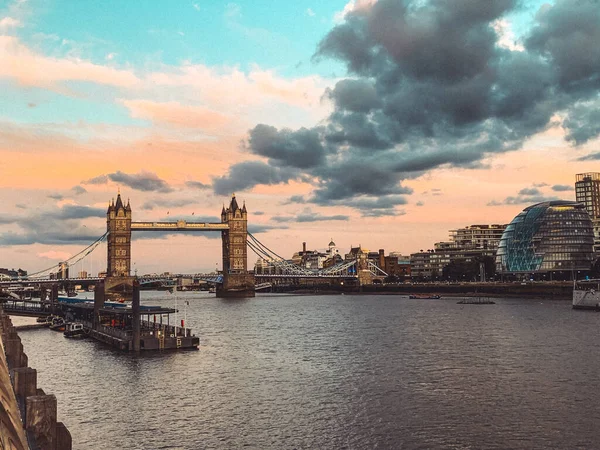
xmin=384 ymin=254 xmax=411 ymax=278
xmin=576 ymin=172 xmax=600 ymax=254
xmin=410 ymin=251 xmax=449 ymax=280
xmin=496 ymin=200 xmax=594 ymax=278
xmin=0 ymin=268 xmax=27 ymax=279
xmin=410 ymin=224 xmax=507 ymax=280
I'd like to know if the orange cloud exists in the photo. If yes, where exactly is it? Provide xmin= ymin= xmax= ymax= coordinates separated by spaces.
xmin=0 ymin=36 xmax=139 ymax=90
xmin=121 ymin=99 xmax=231 ymax=130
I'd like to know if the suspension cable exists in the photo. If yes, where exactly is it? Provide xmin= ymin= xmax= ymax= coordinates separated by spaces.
xmin=14 ymin=232 xmax=108 ymax=279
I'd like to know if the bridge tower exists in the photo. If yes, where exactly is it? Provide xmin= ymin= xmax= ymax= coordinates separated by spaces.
xmin=105 ymin=192 xmax=134 ymax=299
xmin=218 ymin=194 xmax=255 ymax=297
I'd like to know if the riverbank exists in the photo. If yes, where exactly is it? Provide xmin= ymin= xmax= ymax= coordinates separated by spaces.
xmin=273 ymin=282 xmax=574 ymax=300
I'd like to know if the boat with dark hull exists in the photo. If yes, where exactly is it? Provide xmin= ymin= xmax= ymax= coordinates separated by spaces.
xmin=49 ymin=317 xmax=66 ymax=331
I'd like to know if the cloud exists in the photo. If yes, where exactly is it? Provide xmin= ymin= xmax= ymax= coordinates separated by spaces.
xmin=212 ymin=161 xmax=303 ymax=195
xmin=577 ymin=152 xmax=600 ymax=161
xmin=245 ymin=124 xmax=327 ymax=169
xmin=0 ymin=36 xmax=139 ymax=91
xmin=83 ymin=171 xmax=173 ymax=193
xmin=0 ymin=204 xmax=105 ymax=246
xmin=253 ymin=211 xmax=265 ymax=216
xmin=0 ymin=17 xmax=21 ymax=30
xmin=72 ymin=185 xmax=87 ymax=195
xmin=48 ymin=193 xmax=64 ymax=200
xmin=248 ymin=224 xmax=289 ymax=234
xmin=551 ymin=184 xmax=574 ymax=192
xmin=185 ymin=181 xmax=210 ymax=190
xmin=518 ymin=187 xmax=541 ymax=196
xmin=83 ymin=175 xmax=109 ymax=185
xmin=15 ymin=204 xmax=26 ymax=209
xmin=416 ymin=201 xmax=424 ymax=206
xmin=282 ymin=195 xmax=307 ymax=205
xmin=121 ymin=99 xmax=231 ymax=131
xmin=215 ymin=0 xmax=600 ymax=217
xmin=306 ymin=8 xmax=315 ymax=17
xmin=272 ymin=209 xmax=349 ymax=223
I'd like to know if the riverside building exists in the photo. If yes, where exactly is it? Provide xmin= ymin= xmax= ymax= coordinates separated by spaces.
xmin=495 ymin=201 xmax=594 ymax=280
xmin=575 ymin=172 xmax=600 ymax=254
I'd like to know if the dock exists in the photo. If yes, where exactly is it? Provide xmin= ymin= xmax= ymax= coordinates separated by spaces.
xmin=4 ymin=281 xmax=200 ymax=351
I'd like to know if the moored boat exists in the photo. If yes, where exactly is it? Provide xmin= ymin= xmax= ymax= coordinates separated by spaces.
xmin=573 ymin=279 xmax=600 ymax=310
xmin=64 ymin=322 xmax=85 ymax=338
xmin=49 ymin=317 xmax=66 ymax=331
xmin=409 ymin=294 xmax=441 ymax=299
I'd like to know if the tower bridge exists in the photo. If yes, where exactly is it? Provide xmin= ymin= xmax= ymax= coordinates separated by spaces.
xmin=1 ymin=193 xmax=388 ymax=301
xmin=105 ymin=192 xmax=253 ymax=298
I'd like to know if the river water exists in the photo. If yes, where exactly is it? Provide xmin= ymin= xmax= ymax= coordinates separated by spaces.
xmin=14 ymin=292 xmax=600 ymax=449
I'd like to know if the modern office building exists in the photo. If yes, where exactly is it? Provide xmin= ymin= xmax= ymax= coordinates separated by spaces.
xmin=495 ymin=200 xmax=594 ymax=278
xmin=575 ymin=172 xmax=600 ymax=254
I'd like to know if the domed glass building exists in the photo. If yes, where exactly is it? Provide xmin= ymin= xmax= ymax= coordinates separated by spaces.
xmin=496 ymin=201 xmax=594 ymax=276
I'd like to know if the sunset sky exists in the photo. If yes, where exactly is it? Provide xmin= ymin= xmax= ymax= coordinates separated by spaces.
xmin=1 ymin=0 xmax=599 ymax=275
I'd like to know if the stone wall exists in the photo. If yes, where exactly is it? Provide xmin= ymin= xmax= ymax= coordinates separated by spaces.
xmin=0 ymin=308 xmax=72 ymax=450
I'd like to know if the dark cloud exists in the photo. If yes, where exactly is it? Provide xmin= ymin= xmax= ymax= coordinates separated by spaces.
xmin=533 ymin=182 xmax=549 ymax=187
xmin=248 ymin=224 xmax=289 ymax=234
xmin=185 ymin=181 xmax=210 ymax=190
xmin=552 ymin=184 xmax=574 ymax=192
xmin=72 ymin=185 xmax=87 ymax=195
xmin=48 ymin=194 xmax=64 ymax=200
xmin=0 ymin=204 xmax=105 ymax=246
xmin=83 ymin=174 xmax=108 ymax=185
xmin=51 ymin=205 xmax=105 ymax=220
xmin=488 ymin=193 xmax=560 ymax=206
xmin=416 ymin=201 xmax=424 ymax=206
xmin=245 ymin=124 xmax=327 ymax=168
xmin=212 ymin=161 xmax=302 ymax=195
xmin=108 ymin=171 xmax=173 ymax=193
xmin=564 ymin=100 xmax=600 ymax=145
xmin=82 ymin=171 xmax=173 ymax=193
xmin=518 ymin=187 xmax=541 ymax=196
xmin=272 ymin=210 xmax=350 ymax=223
xmin=282 ymin=195 xmax=307 ymax=205
xmin=15 ymin=204 xmax=26 ymax=209
xmin=253 ymin=211 xmax=265 ymax=216
xmin=577 ymin=152 xmax=600 ymax=161
xmin=214 ymin=0 xmax=600 ymax=216
xmin=325 ymin=79 xmax=381 ymax=113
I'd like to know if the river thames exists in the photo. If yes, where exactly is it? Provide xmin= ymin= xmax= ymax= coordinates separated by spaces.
xmin=15 ymin=292 xmax=600 ymax=449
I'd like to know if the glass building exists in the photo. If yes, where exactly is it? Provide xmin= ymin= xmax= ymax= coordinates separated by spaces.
xmin=496 ymin=201 xmax=594 ymax=276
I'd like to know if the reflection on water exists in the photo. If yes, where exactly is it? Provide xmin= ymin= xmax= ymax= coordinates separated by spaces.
xmin=16 ymin=293 xmax=600 ymax=449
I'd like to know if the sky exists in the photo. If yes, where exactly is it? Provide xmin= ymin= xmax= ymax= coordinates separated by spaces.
xmin=1 ymin=0 xmax=600 ymax=275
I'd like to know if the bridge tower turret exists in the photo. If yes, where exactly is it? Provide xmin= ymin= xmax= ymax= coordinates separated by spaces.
xmin=107 ymin=192 xmax=132 ymax=277
xmin=218 ymin=194 xmax=255 ymax=297
xmin=105 ymin=192 xmax=134 ymax=300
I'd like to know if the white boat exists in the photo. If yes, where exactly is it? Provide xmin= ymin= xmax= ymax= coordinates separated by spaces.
xmin=64 ymin=322 xmax=85 ymax=338
xmin=573 ymin=279 xmax=600 ymax=310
